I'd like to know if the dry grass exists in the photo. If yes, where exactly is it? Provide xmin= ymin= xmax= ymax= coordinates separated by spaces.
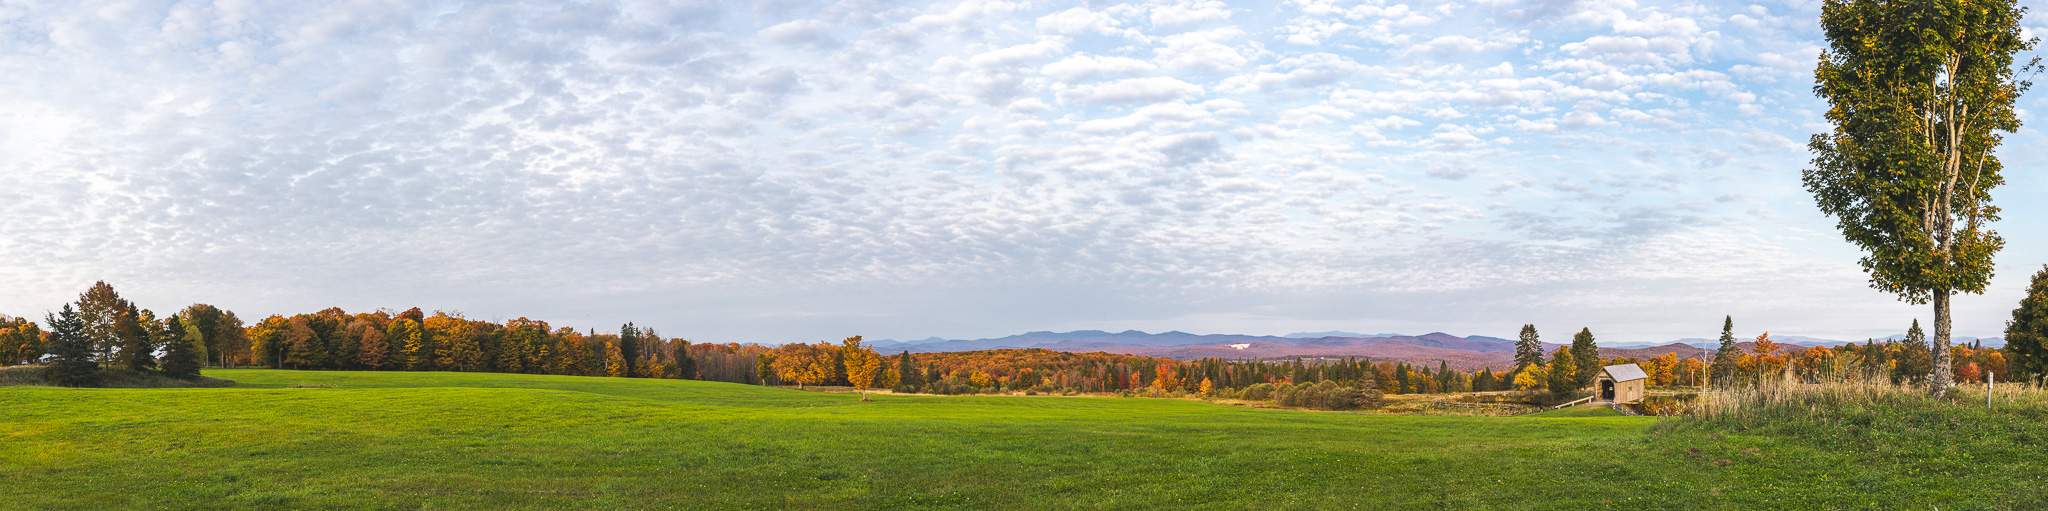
xmin=1686 ymin=378 xmax=2048 ymax=424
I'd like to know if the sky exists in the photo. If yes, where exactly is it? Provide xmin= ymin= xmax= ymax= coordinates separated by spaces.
xmin=2 ymin=0 xmax=2046 ymax=345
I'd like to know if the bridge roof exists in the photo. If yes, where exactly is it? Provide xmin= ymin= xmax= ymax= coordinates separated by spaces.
xmin=1601 ymin=363 xmax=1648 ymax=382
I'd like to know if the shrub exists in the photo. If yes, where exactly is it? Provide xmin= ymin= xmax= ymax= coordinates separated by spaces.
xmin=1275 ymin=383 xmax=1304 ymax=407
xmin=1326 ymin=386 xmax=1359 ymax=410
xmin=1241 ymin=383 xmax=1275 ymax=401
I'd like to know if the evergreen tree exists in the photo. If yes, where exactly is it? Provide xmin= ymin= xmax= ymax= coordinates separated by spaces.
xmin=1548 ymin=348 xmax=1577 ymax=396
xmin=43 ymin=305 xmax=98 ymax=386
xmin=1711 ymin=316 xmax=1741 ymax=386
xmin=2005 ymin=265 xmax=2048 ymax=381
xmin=1513 ymin=324 xmax=1543 ymax=372
xmin=116 ymin=303 xmax=157 ymax=372
xmin=1893 ymin=319 xmax=1935 ymax=385
xmin=618 ymin=323 xmax=639 ymax=378
xmin=674 ymin=341 xmax=697 ymax=379
xmin=1570 ymin=327 xmax=1600 ymax=388
xmin=160 ymin=316 xmax=205 ymax=379
xmin=894 ymin=351 xmax=922 ymax=392
xmin=1352 ymin=366 xmax=1384 ymax=409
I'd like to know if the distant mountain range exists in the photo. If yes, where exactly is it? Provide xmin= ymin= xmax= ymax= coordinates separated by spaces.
xmin=870 ymin=330 xmax=2004 ymax=371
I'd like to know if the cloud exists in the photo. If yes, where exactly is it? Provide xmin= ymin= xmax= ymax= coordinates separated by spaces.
xmin=1 ymin=0 xmax=2024 ymax=346
xmin=1154 ymin=28 xmax=1249 ymax=73
xmin=1055 ymin=76 xmax=1205 ymax=104
xmin=1150 ymin=0 xmax=1233 ymax=29
xmin=758 ymin=19 xmax=840 ymax=49
xmin=1041 ymin=54 xmax=1158 ymax=83
xmin=1037 ymin=7 xmax=1125 ymax=36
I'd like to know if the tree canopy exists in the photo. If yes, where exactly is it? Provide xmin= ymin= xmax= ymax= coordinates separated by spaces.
xmin=1806 ymin=0 xmax=2038 ymax=393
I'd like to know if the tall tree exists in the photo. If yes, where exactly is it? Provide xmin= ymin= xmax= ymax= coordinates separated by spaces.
xmin=770 ymin=342 xmax=830 ymax=388
xmin=618 ymin=322 xmax=640 ymax=378
xmin=115 ymin=303 xmax=156 ymax=372
xmin=1353 ymin=368 xmax=1384 ymax=409
xmin=0 ymin=317 xmax=44 ymax=365
xmin=1513 ymin=324 xmax=1543 ymax=372
xmin=2006 ymin=265 xmax=2048 ymax=382
xmin=355 ymin=320 xmax=390 ymax=369
xmin=1894 ymin=319 xmax=1935 ymax=384
xmin=43 ymin=305 xmax=98 ymax=386
xmin=1547 ymin=348 xmax=1577 ymax=397
xmin=74 ymin=281 xmax=128 ymax=366
xmin=1570 ymin=328 xmax=1600 ymax=388
xmin=180 ymin=304 xmax=244 ymax=368
xmin=674 ymin=339 xmax=697 ymax=380
xmin=893 ymin=351 xmax=922 ymax=392
xmin=386 ymin=318 xmax=427 ymax=370
xmin=1711 ymin=316 xmax=1741 ymax=386
xmin=840 ymin=336 xmax=882 ymax=401
xmin=160 ymin=316 xmax=205 ymax=379
xmin=1806 ymin=0 xmax=2038 ymax=394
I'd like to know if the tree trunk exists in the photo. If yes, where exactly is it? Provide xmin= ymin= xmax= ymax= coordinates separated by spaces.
xmin=1933 ymin=292 xmax=1954 ymax=395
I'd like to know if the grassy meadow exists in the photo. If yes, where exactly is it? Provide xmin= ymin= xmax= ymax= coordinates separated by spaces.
xmin=3 ymin=369 xmax=2043 ymax=510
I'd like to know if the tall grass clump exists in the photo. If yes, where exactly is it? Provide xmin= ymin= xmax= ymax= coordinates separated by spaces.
xmin=1659 ymin=377 xmax=2048 ymax=463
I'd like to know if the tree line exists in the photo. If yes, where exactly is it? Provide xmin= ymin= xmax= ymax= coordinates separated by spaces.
xmin=8 ymin=278 xmax=2046 ymax=397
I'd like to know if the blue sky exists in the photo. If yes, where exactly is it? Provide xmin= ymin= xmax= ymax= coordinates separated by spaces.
xmin=2 ymin=0 xmax=2044 ymax=344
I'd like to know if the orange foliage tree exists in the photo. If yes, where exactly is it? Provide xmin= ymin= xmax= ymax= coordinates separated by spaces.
xmin=840 ymin=336 xmax=882 ymax=400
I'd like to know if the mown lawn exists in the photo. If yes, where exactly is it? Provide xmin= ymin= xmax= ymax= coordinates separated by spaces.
xmin=1 ymin=369 xmax=2040 ymax=509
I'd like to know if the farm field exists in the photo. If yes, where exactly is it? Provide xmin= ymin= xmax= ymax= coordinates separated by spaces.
xmin=2 ymin=369 xmax=2042 ymax=510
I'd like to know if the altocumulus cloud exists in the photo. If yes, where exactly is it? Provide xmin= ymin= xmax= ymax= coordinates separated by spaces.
xmin=2 ymin=0 xmax=2045 ymax=343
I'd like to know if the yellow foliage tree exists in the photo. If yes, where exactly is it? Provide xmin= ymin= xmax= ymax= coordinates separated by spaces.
xmin=1651 ymin=353 xmax=1679 ymax=386
xmin=840 ymin=336 xmax=882 ymax=401
xmin=771 ymin=342 xmax=832 ymax=389
xmin=1513 ymin=364 xmax=1549 ymax=392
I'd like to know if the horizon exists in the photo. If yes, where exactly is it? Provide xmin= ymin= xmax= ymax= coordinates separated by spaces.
xmin=4 ymin=0 xmax=2045 ymax=344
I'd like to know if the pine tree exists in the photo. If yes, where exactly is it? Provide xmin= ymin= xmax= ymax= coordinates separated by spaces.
xmin=43 ymin=305 xmax=99 ymax=386
xmin=674 ymin=341 xmax=697 ymax=380
xmin=1893 ymin=319 xmax=1935 ymax=385
xmin=618 ymin=323 xmax=640 ymax=378
xmin=1570 ymin=327 xmax=1600 ymax=388
xmin=894 ymin=351 xmax=922 ymax=392
xmin=1548 ymin=348 xmax=1577 ymax=397
xmin=160 ymin=316 xmax=205 ymax=379
xmin=1513 ymin=324 xmax=1543 ymax=372
xmin=1352 ymin=367 xmax=1384 ymax=409
xmin=1711 ymin=316 xmax=1741 ymax=387
xmin=116 ymin=304 xmax=157 ymax=372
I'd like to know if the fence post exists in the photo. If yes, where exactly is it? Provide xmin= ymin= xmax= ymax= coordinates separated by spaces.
xmin=1988 ymin=372 xmax=1994 ymax=408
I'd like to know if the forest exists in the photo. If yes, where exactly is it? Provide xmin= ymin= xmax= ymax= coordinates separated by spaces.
xmin=0 ymin=281 xmax=2029 ymax=411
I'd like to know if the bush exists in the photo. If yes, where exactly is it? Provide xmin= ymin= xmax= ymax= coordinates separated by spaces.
xmin=1275 ymin=383 xmax=1304 ymax=407
xmin=1241 ymin=383 xmax=1275 ymax=401
xmin=1326 ymin=386 xmax=1359 ymax=410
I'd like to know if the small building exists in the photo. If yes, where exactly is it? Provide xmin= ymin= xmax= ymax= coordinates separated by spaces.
xmin=1595 ymin=364 xmax=1648 ymax=404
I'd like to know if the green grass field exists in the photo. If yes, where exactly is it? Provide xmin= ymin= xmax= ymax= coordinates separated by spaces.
xmin=3 ymin=369 xmax=2041 ymax=510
